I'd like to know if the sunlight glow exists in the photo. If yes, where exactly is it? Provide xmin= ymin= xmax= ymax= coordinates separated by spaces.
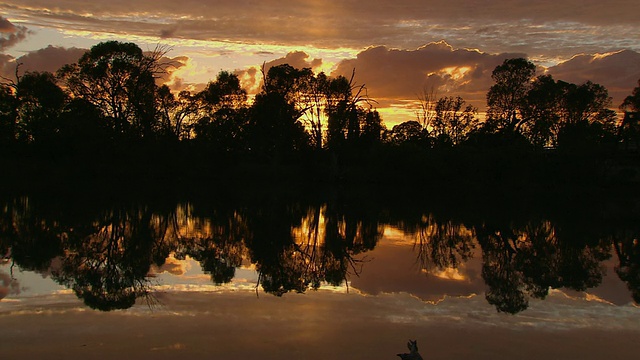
xmin=440 ymin=66 xmax=471 ymax=81
xmin=424 ymin=267 xmax=468 ymax=281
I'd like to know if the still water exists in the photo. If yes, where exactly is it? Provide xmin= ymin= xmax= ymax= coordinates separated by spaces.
xmin=2 ymin=192 xmax=640 ymax=359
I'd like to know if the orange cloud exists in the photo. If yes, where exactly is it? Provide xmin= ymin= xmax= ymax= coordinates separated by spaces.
xmin=331 ymin=41 xmax=524 ymax=111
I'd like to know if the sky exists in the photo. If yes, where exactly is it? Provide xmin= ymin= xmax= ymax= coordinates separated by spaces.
xmin=2 ymin=1 xmax=640 ymax=126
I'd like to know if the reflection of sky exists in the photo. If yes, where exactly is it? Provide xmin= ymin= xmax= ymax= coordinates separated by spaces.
xmin=3 ymin=230 xmax=640 ymax=360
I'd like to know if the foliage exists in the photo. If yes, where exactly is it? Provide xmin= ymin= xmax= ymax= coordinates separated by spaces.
xmin=486 ymin=58 xmax=536 ymax=132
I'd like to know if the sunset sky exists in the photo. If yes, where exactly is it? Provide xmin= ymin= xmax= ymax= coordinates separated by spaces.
xmin=2 ymin=1 xmax=640 ymax=126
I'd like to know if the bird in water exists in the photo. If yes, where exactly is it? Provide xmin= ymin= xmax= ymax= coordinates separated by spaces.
xmin=397 ymin=340 xmax=424 ymax=360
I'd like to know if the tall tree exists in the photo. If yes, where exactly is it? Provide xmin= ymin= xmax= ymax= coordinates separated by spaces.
xmin=248 ymin=64 xmax=310 ymax=158
xmin=58 ymin=41 xmax=168 ymax=139
xmin=486 ymin=58 xmax=536 ymax=133
xmin=193 ymin=71 xmax=249 ymax=152
xmin=325 ymin=71 xmax=374 ymax=149
xmin=14 ymin=71 xmax=68 ymax=144
xmin=520 ymin=74 xmax=564 ymax=148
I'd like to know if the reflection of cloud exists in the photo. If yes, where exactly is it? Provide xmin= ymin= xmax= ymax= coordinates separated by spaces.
xmin=151 ymin=256 xmax=188 ymax=276
xmin=349 ymin=241 xmax=484 ymax=302
xmin=0 ymin=271 xmax=19 ymax=300
xmin=151 ymin=342 xmax=186 ymax=351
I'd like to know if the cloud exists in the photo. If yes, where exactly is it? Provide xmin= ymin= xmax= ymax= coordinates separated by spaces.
xmin=13 ymin=45 xmax=86 ymax=75
xmin=0 ymin=16 xmax=29 ymax=51
xmin=0 ymin=53 xmax=17 ymax=81
xmin=2 ymin=1 xmax=639 ymax=61
xmin=0 ymin=271 xmax=20 ymax=300
xmin=151 ymin=256 xmax=187 ymax=276
xmin=264 ymin=51 xmax=323 ymax=73
xmin=331 ymin=41 xmax=524 ymax=109
xmin=0 ymin=16 xmax=17 ymax=33
xmin=155 ymin=54 xmax=189 ymax=85
xmin=547 ymin=50 xmax=640 ymax=107
xmin=159 ymin=26 xmax=179 ymax=39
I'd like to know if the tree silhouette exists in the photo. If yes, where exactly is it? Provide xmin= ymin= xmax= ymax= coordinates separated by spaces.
xmin=486 ymin=58 xmax=536 ymax=133
xmin=193 ymin=71 xmax=250 ymax=153
xmin=520 ymin=74 xmax=564 ymax=148
xmin=58 ymin=41 xmax=167 ymax=139
xmin=247 ymin=64 xmax=310 ymax=160
xmin=431 ymin=95 xmax=478 ymax=146
xmin=388 ymin=120 xmax=428 ymax=147
xmin=621 ymin=79 xmax=640 ymax=112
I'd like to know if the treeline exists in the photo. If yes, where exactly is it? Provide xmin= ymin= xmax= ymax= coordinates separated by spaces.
xmin=1 ymin=41 xmax=639 ymax=189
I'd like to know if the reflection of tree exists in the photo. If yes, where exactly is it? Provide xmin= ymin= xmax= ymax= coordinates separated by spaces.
xmin=477 ymin=224 xmax=528 ymax=313
xmin=612 ymin=232 xmax=640 ymax=303
xmin=52 ymin=205 xmax=172 ymax=311
xmin=0 ymin=197 xmax=65 ymax=272
xmin=476 ymin=219 xmax=609 ymax=314
xmin=174 ymin=204 xmax=249 ymax=285
xmin=413 ymin=214 xmax=475 ymax=272
xmin=240 ymin=199 xmax=381 ymax=296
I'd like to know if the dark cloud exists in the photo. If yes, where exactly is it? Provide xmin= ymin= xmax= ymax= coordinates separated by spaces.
xmin=2 ymin=1 xmax=638 ymax=59
xmin=159 ymin=25 xmax=178 ymax=39
xmin=547 ymin=50 xmax=640 ymax=107
xmin=0 ymin=16 xmax=29 ymax=51
xmin=331 ymin=41 xmax=524 ymax=109
xmin=264 ymin=51 xmax=322 ymax=72
xmin=0 ymin=16 xmax=17 ymax=32
xmin=0 ymin=53 xmax=16 ymax=81
xmin=329 ymin=43 xmax=640 ymax=112
xmin=14 ymin=45 xmax=86 ymax=75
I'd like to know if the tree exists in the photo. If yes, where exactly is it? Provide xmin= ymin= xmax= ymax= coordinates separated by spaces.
xmin=561 ymin=81 xmax=616 ymax=129
xmin=193 ymin=71 xmax=249 ymax=151
xmin=486 ymin=58 xmax=536 ymax=133
xmin=299 ymin=72 xmax=329 ymax=150
xmin=155 ymin=85 xmax=199 ymax=140
xmin=520 ymin=74 xmax=564 ymax=148
xmin=619 ymin=80 xmax=640 ymax=150
xmin=556 ymin=81 xmax=618 ymax=151
xmin=325 ymin=71 xmax=376 ymax=149
xmin=388 ymin=120 xmax=426 ymax=145
xmin=416 ymin=85 xmax=438 ymax=130
xmin=58 ymin=41 xmax=168 ymax=139
xmin=432 ymin=96 xmax=478 ymax=146
xmin=247 ymin=64 xmax=310 ymax=158
xmin=14 ymin=71 xmax=68 ymax=144
xmin=620 ymin=79 xmax=640 ymax=112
